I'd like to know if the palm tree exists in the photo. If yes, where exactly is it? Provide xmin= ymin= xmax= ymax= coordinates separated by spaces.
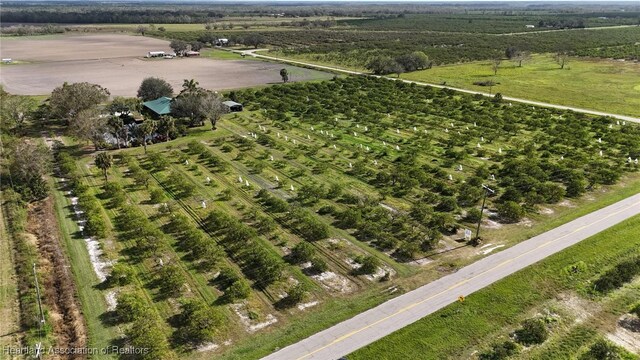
xmin=107 ymin=116 xmax=124 ymax=149
xmin=158 ymin=116 xmax=176 ymax=142
xmin=279 ymin=68 xmax=289 ymax=83
xmin=137 ymin=120 xmax=156 ymax=154
xmin=181 ymin=79 xmax=199 ymax=95
xmin=95 ymin=152 xmax=113 ymax=182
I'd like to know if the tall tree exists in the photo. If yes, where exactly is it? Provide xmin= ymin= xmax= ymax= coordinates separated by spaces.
xmin=395 ymin=51 xmax=431 ymax=72
xmin=555 ymin=51 xmax=569 ymax=69
xmin=279 ymin=68 xmax=289 ymax=83
xmin=171 ymin=89 xmax=226 ymax=129
xmin=366 ymin=56 xmax=402 ymax=75
xmin=158 ymin=116 xmax=176 ymax=141
xmin=0 ymin=91 xmax=37 ymax=131
xmin=180 ymin=79 xmax=200 ymax=95
xmin=243 ymin=33 xmax=265 ymax=49
xmin=513 ymin=51 xmax=531 ymax=67
xmin=8 ymin=139 xmax=51 ymax=200
xmin=137 ymin=77 xmax=173 ymax=102
xmin=70 ymin=108 xmax=108 ymax=150
xmin=95 ymin=152 xmax=113 ymax=182
xmin=190 ymin=41 xmax=204 ymax=52
xmin=136 ymin=25 xmax=147 ymax=36
xmin=107 ymin=116 xmax=124 ymax=149
xmin=491 ymin=58 xmax=502 ymax=75
xmin=170 ymin=40 xmax=189 ymax=55
xmin=48 ymin=82 xmax=110 ymax=125
xmin=107 ymin=96 xmax=140 ymax=116
xmin=137 ymin=120 xmax=156 ymax=154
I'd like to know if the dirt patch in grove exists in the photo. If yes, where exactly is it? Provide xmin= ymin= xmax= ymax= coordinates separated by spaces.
xmin=607 ymin=314 xmax=640 ymax=354
xmin=27 ymin=198 xmax=87 ymax=359
xmin=0 ymin=34 xmax=333 ymax=96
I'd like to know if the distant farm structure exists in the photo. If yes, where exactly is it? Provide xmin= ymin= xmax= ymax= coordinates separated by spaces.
xmin=223 ymin=100 xmax=243 ymax=112
xmin=147 ymin=51 xmax=166 ymax=58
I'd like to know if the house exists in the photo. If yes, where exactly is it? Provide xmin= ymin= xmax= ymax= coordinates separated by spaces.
xmin=142 ymin=97 xmax=172 ymax=118
xmin=185 ymin=51 xmax=200 ymax=57
xmin=223 ymin=101 xmax=243 ymax=112
xmin=525 ymin=24 xmax=535 ymax=29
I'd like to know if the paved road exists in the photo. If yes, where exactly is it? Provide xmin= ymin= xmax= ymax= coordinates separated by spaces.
xmin=262 ymin=193 xmax=640 ymax=360
xmin=236 ymin=49 xmax=640 ymax=124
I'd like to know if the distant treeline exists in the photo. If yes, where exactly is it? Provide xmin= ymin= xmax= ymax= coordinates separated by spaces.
xmin=154 ymin=26 xmax=640 ymax=66
xmin=0 ymin=24 xmax=64 ymax=36
xmin=3 ymin=3 xmax=640 ymax=25
xmin=1 ymin=9 xmax=226 ymax=25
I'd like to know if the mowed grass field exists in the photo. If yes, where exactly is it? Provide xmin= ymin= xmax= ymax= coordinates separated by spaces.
xmin=402 ymin=54 xmax=640 ymax=118
xmin=350 ymin=215 xmax=640 ymax=360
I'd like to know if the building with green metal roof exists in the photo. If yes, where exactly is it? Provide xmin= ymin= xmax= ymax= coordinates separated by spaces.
xmin=142 ymin=96 xmax=172 ymax=118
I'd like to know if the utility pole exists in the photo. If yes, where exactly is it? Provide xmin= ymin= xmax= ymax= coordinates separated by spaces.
xmin=474 ymin=184 xmax=495 ymax=243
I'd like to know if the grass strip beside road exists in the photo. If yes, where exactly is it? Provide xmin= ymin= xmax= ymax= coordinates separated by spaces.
xmin=350 ymin=214 xmax=640 ymax=360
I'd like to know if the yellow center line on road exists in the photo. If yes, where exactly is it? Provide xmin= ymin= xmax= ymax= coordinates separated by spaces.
xmin=295 ymin=200 xmax=640 ymax=360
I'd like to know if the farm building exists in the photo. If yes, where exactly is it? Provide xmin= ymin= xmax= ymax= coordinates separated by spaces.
xmin=143 ymin=96 xmax=172 ymax=118
xmin=147 ymin=51 xmax=165 ymax=58
xmin=223 ymin=100 xmax=243 ymax=112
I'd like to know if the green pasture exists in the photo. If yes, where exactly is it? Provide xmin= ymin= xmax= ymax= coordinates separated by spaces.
xmin=402 ymin=54 xmax=640 ymax=118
